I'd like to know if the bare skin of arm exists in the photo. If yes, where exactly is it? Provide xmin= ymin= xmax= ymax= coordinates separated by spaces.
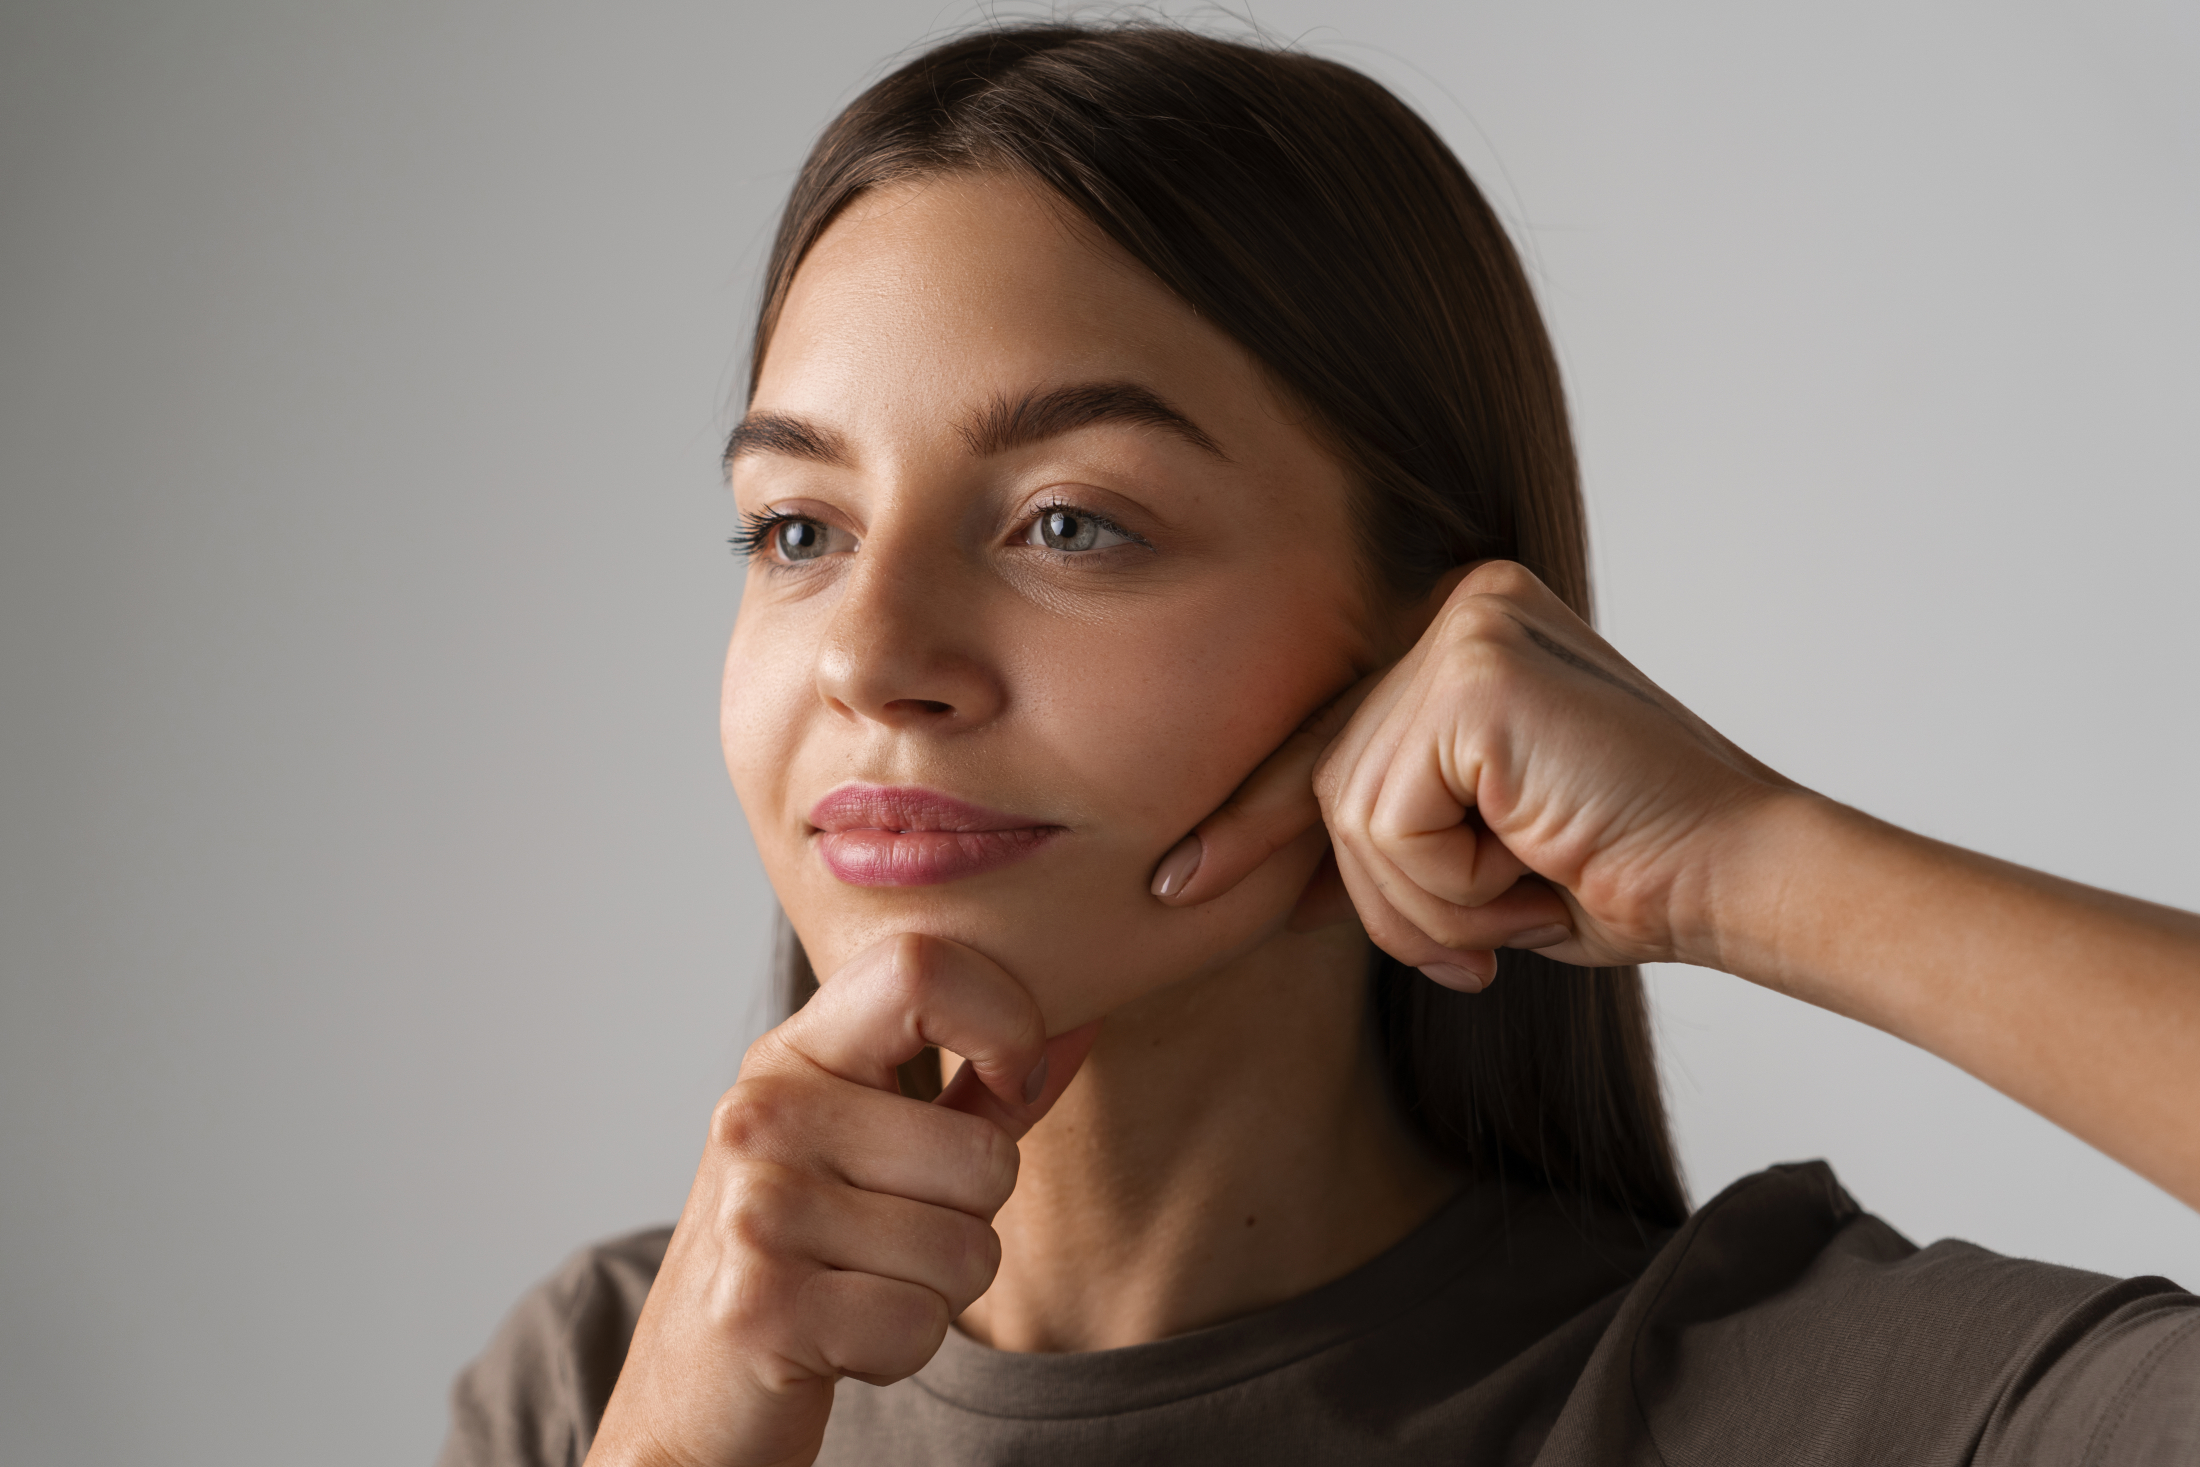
xmin=1704 ymin=795 xmax=2200 ymax=1209
xmin=1171 ymin=558 xmax=2200 ymax=1212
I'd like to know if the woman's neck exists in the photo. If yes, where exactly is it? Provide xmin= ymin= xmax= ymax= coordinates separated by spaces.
xmin=954 ymin=922 xmax=1460 ymax=1353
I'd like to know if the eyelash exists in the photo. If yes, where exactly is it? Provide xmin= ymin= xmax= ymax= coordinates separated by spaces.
xmin=729 ymin=503 xmax=1151 ymax=562
xmin=729 ymin=509 xmax=799 ymax=561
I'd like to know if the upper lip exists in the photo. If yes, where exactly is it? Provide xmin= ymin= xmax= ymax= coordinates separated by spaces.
xmin=807 ymin=784 xmax=1056 ymax=834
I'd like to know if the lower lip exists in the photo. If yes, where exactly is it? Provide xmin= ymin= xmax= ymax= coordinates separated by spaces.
xmin=817 ymin=827 xmax=1060 ymax=887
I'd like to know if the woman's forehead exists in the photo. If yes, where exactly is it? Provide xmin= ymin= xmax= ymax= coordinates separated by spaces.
xmin=753 ymin=173 xmax=1309 ymax=466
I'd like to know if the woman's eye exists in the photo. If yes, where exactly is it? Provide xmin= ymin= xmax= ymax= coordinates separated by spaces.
xmin=775 ymin=517 xmax=831 ymax=561
xmin=732 ymin=512 xmax=853 ymax=565
xmin=1026 ymin=507 xmax=1133 ymax=553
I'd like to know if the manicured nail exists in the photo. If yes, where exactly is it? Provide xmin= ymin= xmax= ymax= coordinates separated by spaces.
xmin=1150 ymin=835 xmax=1204 ymax=899
xmin=1022 ymin=1055 xmax=1050 ymax=1105
xmin=1502 ymin=924 xmax=1572 ymax=951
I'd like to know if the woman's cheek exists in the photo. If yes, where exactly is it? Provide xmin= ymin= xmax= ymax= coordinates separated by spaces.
xmin=720 ymin=621 xmax=819 ymax=866
xmin=953 ymin=626 xmax=1345 ymax=1027
xmin=1010 ymin=826 xmax=1333 ymax=1029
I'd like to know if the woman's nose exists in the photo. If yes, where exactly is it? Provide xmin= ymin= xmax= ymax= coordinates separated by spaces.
xmin=812 ymin=536 xmax=1006 ymax=731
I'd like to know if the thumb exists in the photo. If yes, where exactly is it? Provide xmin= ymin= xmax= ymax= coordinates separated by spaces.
xmin=1150 ymin=671 xmax=1382 ymax=908
xmin=936 ymin=1021 xmax=1102 ymax=1142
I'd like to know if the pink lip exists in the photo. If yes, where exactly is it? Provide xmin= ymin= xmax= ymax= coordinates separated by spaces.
xmin=807 ymin=784 xmax=1064 ymax=887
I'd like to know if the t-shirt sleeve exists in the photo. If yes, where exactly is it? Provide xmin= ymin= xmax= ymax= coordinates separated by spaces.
xmin=1982 ymin=1289 xmax=2200 ymax=1465
xmin=1550 ymin=1162 xmax=2200 ymax=1466
xmin=436 ymin=1227 xmax=671 ymax=1467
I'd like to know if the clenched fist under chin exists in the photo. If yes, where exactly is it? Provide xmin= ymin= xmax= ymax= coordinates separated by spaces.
xmin=585 ymin=934 xmax=1098 ymax=1467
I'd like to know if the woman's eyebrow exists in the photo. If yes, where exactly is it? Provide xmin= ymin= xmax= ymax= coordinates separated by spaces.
xmin=723 ymin=413 xmax=851 ymax=470
xmin=959 ymin=382 xmax=1227 ymax=460
xmin=723 ymin=382 xmax=1224 ymax=471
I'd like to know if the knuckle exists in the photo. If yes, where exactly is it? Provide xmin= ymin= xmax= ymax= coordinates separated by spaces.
xmin=1463 ymin=558 xmax=1536 ymax=598
xmin=887 ymin=931 xmax=944 ymax=996
xmin=708 ymin=1088 xmax=754 ymax=1151
xmin=960 ymin=1116 xmax=1021 ymax=1211
xmin=1420 ymin=912 xmax=1476 ymax=949
xmin=708 ymin=1073 xmax=803 ymax=1156
xmin=1437 ymin=596 xmax=1519 ymax=651
xmin=1420 ymin=906 xmax=1498 ymax=950
xmin=717 ymin=1160 xmax=806 ymax=1254
xmin=711 ymin=1248 xmax=802 ymax=1343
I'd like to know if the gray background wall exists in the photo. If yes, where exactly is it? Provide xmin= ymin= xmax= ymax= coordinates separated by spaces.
xmin=2 ymin=2 xmax=2194 ymax=1462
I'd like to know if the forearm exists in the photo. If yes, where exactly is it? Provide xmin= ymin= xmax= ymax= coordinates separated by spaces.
xmin=1695 ymin=791 xmax=2200 ymax=1210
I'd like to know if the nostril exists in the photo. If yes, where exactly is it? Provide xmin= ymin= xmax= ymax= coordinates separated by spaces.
xmin=885 ymin=698 xmax=953 ymax=717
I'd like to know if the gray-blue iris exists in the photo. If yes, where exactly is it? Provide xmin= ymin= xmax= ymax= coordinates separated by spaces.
xmin=1040 ymin=510 xmax=1100 ymax=551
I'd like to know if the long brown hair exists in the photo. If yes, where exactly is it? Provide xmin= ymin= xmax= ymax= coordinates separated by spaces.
xmin=751 ymin=22 xmax=1687 ymax=1227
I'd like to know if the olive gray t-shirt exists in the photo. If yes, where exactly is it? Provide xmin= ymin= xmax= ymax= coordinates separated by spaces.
xmin=438 ymin=1162 xmax=2199 ymax=1465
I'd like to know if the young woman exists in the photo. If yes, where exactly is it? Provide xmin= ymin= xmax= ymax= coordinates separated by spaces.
xmin=439 ymin=23 xmax=2200 ymax=1467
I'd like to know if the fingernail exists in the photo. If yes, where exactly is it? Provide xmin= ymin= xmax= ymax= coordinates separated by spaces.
xmin=1420 ymin=957 xmax=1495 ymax=992
xmin=1150 ymin=835 xmax=1203 ymax=899
xmin=1502 ymin=924 xmax=1572 ymax=951
xmin=1022 ymin=1055 xmax=1050 ymax=1105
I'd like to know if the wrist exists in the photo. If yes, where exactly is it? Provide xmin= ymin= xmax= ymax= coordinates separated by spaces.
xmin=1669 ymin=786 xmax=1861 ymax=998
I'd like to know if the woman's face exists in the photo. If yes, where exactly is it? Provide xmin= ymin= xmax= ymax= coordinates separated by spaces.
xmin=724 ymin=171 xmax=1387 ymax=1030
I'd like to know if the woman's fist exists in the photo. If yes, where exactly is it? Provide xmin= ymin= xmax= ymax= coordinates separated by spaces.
xmin=586 ymin=933 xmax=1098 ymax=1467
xmin=1157 ymin=560 xmax=1799 ymax=988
